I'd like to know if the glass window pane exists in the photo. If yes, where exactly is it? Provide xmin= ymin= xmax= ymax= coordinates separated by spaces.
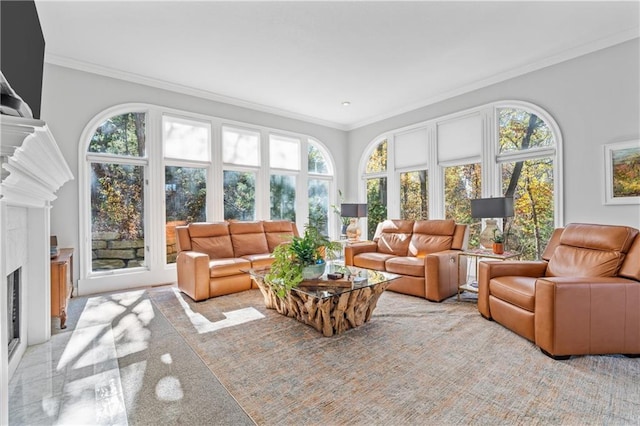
xmin=366 ymin=140 xmax=387 ymax=173
xmin=309 ymin=179 xmax=329 ymax=235
xmin=222 ymin=126 xmax=260 ymax=166
xmin=367 ymin=177 xmax=387 ymax=239
xmin=270 ymin=174 xmax=296 ymax=222
xmin=444 ymin=163 xmax=482 ymax=247
xmin=165 ymin=166 xmax=207 ymax=264
xmin=308 ymin=144 xmax=329 ymax=174
xmin=498 ymin=108 xmax=554 ymax=154
xmin=400 ymin=170 xmax=428 ymax=220
xmin=270 ymin=135 xmax=300 ymax=170
xmin=224 ymin=171 xmax=256 ymax=221
xmin=163 ymin=116 xmax=210 ymax=161
xmin=89 ymin=113 xmax=146 ymax=157
xmin=90 ymin=163 xmax=145 ymax=271
xmin=501 ymin=158 xmax=554 ymax=260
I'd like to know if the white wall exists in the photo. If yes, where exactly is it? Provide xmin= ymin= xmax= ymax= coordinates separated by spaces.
xmin=40 ymin=64 xmax=349 ymax=286
xmin=347 ymin=39 xmax=640 ymax=229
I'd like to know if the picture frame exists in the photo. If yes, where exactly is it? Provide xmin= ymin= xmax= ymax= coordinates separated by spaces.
xmin=603 ymin=140 xmax=640 ymax=205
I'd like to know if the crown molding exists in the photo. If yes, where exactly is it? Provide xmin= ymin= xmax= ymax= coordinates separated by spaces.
xmin=345 ymin=30 xmax=640 ymax=131
xmin=45 ymin=29 xmax=638 ymax=133
xmin=44 ymin=53 xmax=350 ymax=131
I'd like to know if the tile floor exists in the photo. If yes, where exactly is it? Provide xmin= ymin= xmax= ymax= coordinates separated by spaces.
xmin=7 ymin=287 xmax=255 ymax=426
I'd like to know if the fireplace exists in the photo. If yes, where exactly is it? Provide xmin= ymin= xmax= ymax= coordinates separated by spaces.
xmin=0 ymin=115 xmax=73 ymax=424
xmin=7 ymin=268 xmax=21 ymax=360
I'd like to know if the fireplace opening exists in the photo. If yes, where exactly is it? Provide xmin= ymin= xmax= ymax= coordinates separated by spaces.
xmin=7 ymin=267 xmax=21 ymax=360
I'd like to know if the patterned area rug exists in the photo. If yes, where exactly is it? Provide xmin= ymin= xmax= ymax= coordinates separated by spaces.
xmin=149 ymin=286 xmax=640 ymax=425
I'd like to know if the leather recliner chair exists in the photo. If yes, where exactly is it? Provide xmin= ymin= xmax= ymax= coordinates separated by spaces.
xmin=478 ymin=223 xmax=640 ymax=359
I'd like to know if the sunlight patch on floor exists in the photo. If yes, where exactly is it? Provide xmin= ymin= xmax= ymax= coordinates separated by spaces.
xmin=172 ymin=287 xmax=264 ymax=333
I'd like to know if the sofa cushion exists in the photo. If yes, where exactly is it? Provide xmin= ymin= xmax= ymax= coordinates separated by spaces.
xmin=242 ymin=253 xmax=274 ymax=269
xmin=376 ymin=219 xmax=414 ymax=256
xmin=619 ymin=234 xmax=640 ymax=281
xmin=229 ymin=221 xmax=269 ymax=257
xmin=189 ymin=222 xmax=234 ymax=259
xmin=547 ymin=246 xmax=626 ymax=278
xmin=385 ymin=256 xmax=425 ymax=277
xmin=263 ymin=221 xmax=296 ymax=252
xmin=353 ymin=252 xmax=397 ymax=271
xmin=209 ymin=258 xmax=251 ymax=278
xmin=546 ymin=224 xmax=638 ymax=278
xmin=489 ymin=276 xmax=536 ymax=312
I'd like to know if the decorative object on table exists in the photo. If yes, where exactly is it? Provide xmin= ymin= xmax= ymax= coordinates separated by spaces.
xmin=471 ymin=196 xmax=514 ymax=249
xmin=492 ymin=229 xmax=505 ymax=254
xmin=50 ymin=235 xmax=59 ymax=258
xmin=265 ymin=219 xmax=342 ymax=297
xmin=340 ymin=203 xmax=368 ymax=242
xmin=603 ymin=140 xmax=640 ymax=205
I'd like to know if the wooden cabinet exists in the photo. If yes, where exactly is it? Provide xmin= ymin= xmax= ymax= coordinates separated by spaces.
xmin=51 ymin=248 xmax=73 ymax=329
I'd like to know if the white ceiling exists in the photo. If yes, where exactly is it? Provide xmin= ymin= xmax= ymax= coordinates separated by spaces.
xmin=35 ymin=1 xmax=639 ymax=130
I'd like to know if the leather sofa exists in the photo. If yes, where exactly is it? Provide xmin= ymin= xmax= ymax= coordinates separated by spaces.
xmin=175 ymin=220 xmax=298 ymax=301
xmin=345 ymin=219 xmax=469 ymax=302
xmin=478 ymin=223 xmax=640 ymax=359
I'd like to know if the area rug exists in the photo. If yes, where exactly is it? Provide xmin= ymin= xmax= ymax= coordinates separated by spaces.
xmin=148 ymin=286 xmax=640 ymax=425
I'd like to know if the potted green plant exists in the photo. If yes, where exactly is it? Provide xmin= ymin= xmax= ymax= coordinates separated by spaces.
xmin=492 ymin=228 xmax=505 ymax=254
xmin=265 ymin=219 xmax=341 ymax=298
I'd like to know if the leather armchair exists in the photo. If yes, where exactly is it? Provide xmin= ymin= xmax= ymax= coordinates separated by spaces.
xmin=478 ymin=223 xmax=640 ymax=359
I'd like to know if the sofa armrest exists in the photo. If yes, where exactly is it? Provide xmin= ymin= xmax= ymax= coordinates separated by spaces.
xmin=344 ymin=242 xmax=378 ymax=266
xmin=534 ymin=277 xmax=640 ymax=357
xmin=478 ymin=260 xmax=548 ymax=319
xmin=177 ymin=251 xmax=211 ymax=301
xmin=424 ymin=250 xmax=465 ymax=302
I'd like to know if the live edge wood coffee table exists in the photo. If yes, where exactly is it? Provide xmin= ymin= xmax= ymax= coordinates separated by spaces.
xmin=247 ymin=263 xmax=399 ymax=337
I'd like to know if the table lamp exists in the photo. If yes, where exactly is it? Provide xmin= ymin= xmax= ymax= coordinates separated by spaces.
xmin=470 ymin=197 xmax=514 ymax=249
xmin=340 ymin=203 xmax=368 ymax=241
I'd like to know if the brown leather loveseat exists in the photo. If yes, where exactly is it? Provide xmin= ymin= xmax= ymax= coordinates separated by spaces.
xmin=478 ymin=223 xmax=640 ymax=359
xmin=175 ymin=220 xmax=298 ymax=301
xmin=345 ymin=219 xmax=469 ymax=302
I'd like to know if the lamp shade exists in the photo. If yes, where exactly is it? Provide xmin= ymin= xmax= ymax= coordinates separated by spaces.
xmin=470 ymin=197 xmax=514 ymax=219
xmin=340 ymin=203 xmax=368 ymax=218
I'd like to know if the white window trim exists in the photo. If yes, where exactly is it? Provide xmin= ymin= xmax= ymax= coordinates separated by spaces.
xmin=359 ymin=100 xmax=564 ymax=232
xmin=77 ymin=103 xmax=336 ymax=295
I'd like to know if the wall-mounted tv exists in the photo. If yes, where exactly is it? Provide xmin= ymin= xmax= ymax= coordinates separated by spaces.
xmin=0 ymin=1 xmax=45 ymax=119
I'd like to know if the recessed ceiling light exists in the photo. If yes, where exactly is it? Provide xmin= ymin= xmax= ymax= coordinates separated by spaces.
xmin=341 ymin=101 xmax=351 ymax=107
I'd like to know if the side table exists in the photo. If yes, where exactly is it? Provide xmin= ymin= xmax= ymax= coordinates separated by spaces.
xmin=457 ymin=248 xmax=520 ymax=301
xmin=51 ymin=248 xmax=74 ymax=329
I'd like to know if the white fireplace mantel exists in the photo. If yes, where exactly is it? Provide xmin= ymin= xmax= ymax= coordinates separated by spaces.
xmin=0 ymin=114 xmax=74 ymax=425
xmin=1 ymin=115 xmax=73 ymax=206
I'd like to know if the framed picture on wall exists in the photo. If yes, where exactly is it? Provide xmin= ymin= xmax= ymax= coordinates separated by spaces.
xmin=604 ymin=140 xmax=640 ymax=205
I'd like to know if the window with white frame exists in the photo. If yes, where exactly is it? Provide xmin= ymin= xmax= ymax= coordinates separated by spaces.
xmin=269 ymin=134 xmax=300 ymax=223
xmin=163 ymin=115 xmax=211 ymax=264
xmin=223 ymin=126 xmax=260 ymax=221
xmin=87 ymin=112 xmax=147 ymax=272
xmin=80 ymin=105 xmax=335 ymax=293
xmin=359 ymin=101 xmax=561 ymax=260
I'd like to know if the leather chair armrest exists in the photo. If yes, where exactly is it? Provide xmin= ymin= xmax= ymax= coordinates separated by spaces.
xmin=477 ymin=260 xmax=548 ymax=319
xmin=344 ymin=242 xmax=378 ymax=266
xmin=177 ymin=251 xmax=211 ymax=301
xmin=424 ymin=250 xmax=464 ymax=302
xmin=534 ymin=277 xmax=640 ymax=357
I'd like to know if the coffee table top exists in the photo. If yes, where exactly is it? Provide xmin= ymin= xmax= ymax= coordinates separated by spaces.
xmin=246 ymin=261 xmax=400 ymax=299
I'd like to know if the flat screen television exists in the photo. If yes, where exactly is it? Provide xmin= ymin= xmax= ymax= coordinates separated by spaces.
xmin=0 ymin=1 xmax=45 ymax=119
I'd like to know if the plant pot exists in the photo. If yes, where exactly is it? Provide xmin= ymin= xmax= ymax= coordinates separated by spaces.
xmin=302 ymin=262 xmax=326 ymax=280
xmin=492 ymin=243 xmax=504 ymax=255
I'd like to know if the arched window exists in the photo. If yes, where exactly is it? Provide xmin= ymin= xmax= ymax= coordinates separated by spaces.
xmin=496 ymin=104 xmax=559 ymax=260
xmin=359 ymin=101 xmax=562 ymax=260
xmin=87 ymin=111 xmax=148 ymax=272
xmin=79 ymin=104 xmax=336 ymax=294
